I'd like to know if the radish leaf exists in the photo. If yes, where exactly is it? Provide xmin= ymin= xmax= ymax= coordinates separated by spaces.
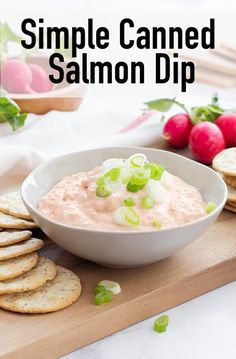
xmin=0 ymin=96 xmax=27 ymax=130
xmin=145 ymin=98 xmax=189 ymax=114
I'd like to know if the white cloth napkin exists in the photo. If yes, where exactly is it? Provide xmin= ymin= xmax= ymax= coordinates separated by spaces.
xmin=0 ymin=145 xmax=44 ymax=193
xmin=0 ymin=98 xmax=163 ymax=192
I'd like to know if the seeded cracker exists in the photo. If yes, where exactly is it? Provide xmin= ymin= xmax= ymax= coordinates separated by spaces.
xmin=0 ymin=238 xmax=44 ymax=261
xmin=0 ymin=192 xmax=32 ymax=220
xmin=226 ymin=183 xmax=236 ymax=202
xmin=225 ymin=204 xmax=236 ymax=213
xmin=0 ymin=230 xmax=32 ymax=247
xmin=0 ymin=212 xmax=37 ymax=230
xmin=227 ymin=200 xmax=236 ymax=208
xmin=0 ymin=266 xmax=82 ymax=313
xmin=0 ymin=257 xmax=57 ymax=294
xmin=224 ymin=175 xmax=236 ymax=188
xmin=212 ymin=148 xmax=236 ymax=176
xmin=0 ymin=252 xmax=38 ymax=281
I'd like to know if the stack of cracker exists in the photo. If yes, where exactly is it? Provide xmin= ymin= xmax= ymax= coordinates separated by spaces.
xmin=0 ymin=192 xmax=81 ymax=313
xmin=213 ymin=148 xmax=236 ymax=213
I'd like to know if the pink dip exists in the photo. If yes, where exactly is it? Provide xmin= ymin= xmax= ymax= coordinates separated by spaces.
xmin=38 ymin=167 xmax=206 ymax=231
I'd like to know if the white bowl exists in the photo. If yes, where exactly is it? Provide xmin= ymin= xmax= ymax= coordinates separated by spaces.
xmin=21 ymin=147 xmax=227 ymax=268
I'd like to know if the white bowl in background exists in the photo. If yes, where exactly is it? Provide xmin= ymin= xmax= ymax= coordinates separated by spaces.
xmin=21 ymin=147 xmax=227 ymax=268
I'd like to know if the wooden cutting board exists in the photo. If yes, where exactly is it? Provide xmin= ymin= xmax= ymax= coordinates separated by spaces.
xmin=0 ymin=212 xmax=236 ymax=359
xmin=1 ymin=141 xmax=236 ymax=359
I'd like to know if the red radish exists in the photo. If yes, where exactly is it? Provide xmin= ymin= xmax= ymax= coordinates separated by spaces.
xmin=29 ymin=64 xmax=53 ymax=93
xmin=1 ymin=59 xmax=34 ymax=94
xmin=162 ymin=114 xmax=193 ymax=148
xmin=189 ymin=122 xmax=225 ymax=164
xmin=215 ymin=113 xmax=236 ymax=147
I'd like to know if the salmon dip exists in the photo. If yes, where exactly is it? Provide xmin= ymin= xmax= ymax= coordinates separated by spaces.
xmin=38 ymin=153 xmax=208 ymax=231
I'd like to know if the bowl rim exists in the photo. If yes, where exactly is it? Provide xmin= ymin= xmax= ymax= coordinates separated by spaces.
xmin=21 ymin=146 xmax=228 ymax=235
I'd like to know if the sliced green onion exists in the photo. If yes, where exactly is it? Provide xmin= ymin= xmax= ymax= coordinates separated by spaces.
xmin=96 ymin=176 xmax=105 ymax=186
xmin=103 ymin=290 xmax=113 ymax=303
xmin=104 ymin=167 xmax=121 ymax=181
xmin=206 ymin=201 xmax=217 ymax=214
xmin=141 ymin=196 xmax=155 ymax=209
xmin=150 ymin=163 xmax=165 ymax=181
xmin=96 ymin=185 xmax=111 ymax=197
xmin=94 ymin=292 xmax=104 ymax=305
xmin=159 ymin=170 xmax=171 ymax=188
xmin=129 ymin=153 xmax=147 ymax=168
xmin=131 ymin=168 xmax=150 ymax=186
xmin=125 ymin=208 xmax=139 ymax=225
xmin=123 ymin=197 xmax=135 ymax=207
xmin=98 ymin=280 xmax=121 ymax=295
xmin=94 ymin=290 xmax=113 ymax=305
xmin=158 ymin=315 xmax=169 ymax=325
xmin=154 ymin=315 xmax=169 ymax=333
xmin=94 ymin=285 xmax=106 ymax=294
xmin=152 ymin=219 xmax=162 ymax=229
xmin=145 ymin=179 xmax=166 ymax=203
xmin=126 ymin=182 xmax=145 ymax=193
xmin=154 ymin=320 xmax=167 ymax=333
xmin=120 ymin=166 xmax=132 ymax=184
xmin=113 ymin=207 xmax=140 ymax=227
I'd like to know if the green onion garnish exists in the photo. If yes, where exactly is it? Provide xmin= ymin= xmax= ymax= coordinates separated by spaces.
xmin=103 ymin=290 xmax=114 ymax=303
xmin=158 ymin=315 xmax=169 ymax=325
xmin=124 ymin=207 xmax=140 ymax=225
xmin=152 ymin=219 xmax=162 ymax=229
xmin=126 ymin=182 xmax=145 ymax=193
xmin=123 ymin=197 xmax=135 ymax=207
xmin=141 ymin=196 xmax=155 ymax=209
xmin=96 ymin=185 xmax=111 ymax=197
xmin=120 ymin=166 xmax=132 ymax=184
xmin=96 ymin=177 xmax=105 ymax=186
xmin=94 ymin=285 xmax=106 ymax=294
xmin=113 ymin=207 xmax=140 ymax=226
xmin=154 ymin=315 xmax=169 ymax=333
xmin=104 ymin=167 xmax=121 ymax=181
xmin=129 ymin=154 xmax=147 ymax=168
xmin=150 ymin=163 xmax=164 ymax=181
xmin=131 ymin=168 xmax=150 ymax=186
xmin=96 ymin=155 xmax=165 ymax=199
xmin=94 ymin=290 xmax=113 ymax=305
xmin=206 ymin=201 xmax=217 ymax=214
xmin=98 ymin=280 xmax=121 ymax=295
xmin=94 ymin=292 xmax=104 ymax=305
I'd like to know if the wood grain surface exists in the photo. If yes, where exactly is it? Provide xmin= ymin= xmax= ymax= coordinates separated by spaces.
xmin=0 ymin=140 xmax=235 ymax=359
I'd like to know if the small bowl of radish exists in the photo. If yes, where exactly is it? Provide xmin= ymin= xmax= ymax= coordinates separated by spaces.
xmin=0 ymin=55 xmax=85 ymax=114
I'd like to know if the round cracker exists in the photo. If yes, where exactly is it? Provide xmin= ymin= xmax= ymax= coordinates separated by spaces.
xmin=0 ymin=211 xmax=37 ymax=230
xmin=0 ymin=256 xmax=57 ymax=294
xmin=0 ymin=230 xmax=32 ymax=247
xmin=212 ymin=148 xmax=236 ymax=176
xmin=0 ymin=266 xmax=82 ymax=313
xmin=0 ymin=252 xmax=38 ymax=281
xmin=224 ymin=174 xmax=236 ymax=188
xmin=227 ymin=200 xmax=236 ymax=207
xmin=0 ymin=238 xmax=44 ymax=261
xmin=225 ymin=204 xmax=236 ymax=213
xmin=226 ymin=182 xmax=236 ymax=202
xmin=0 ymin=192 xmax=32 ymax=220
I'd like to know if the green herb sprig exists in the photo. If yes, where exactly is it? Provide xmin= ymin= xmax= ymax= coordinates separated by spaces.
xmin=0 ymin=97 xmax=27 ymax=130
xmin=145 ymin=94 xmax=233 ymax=124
